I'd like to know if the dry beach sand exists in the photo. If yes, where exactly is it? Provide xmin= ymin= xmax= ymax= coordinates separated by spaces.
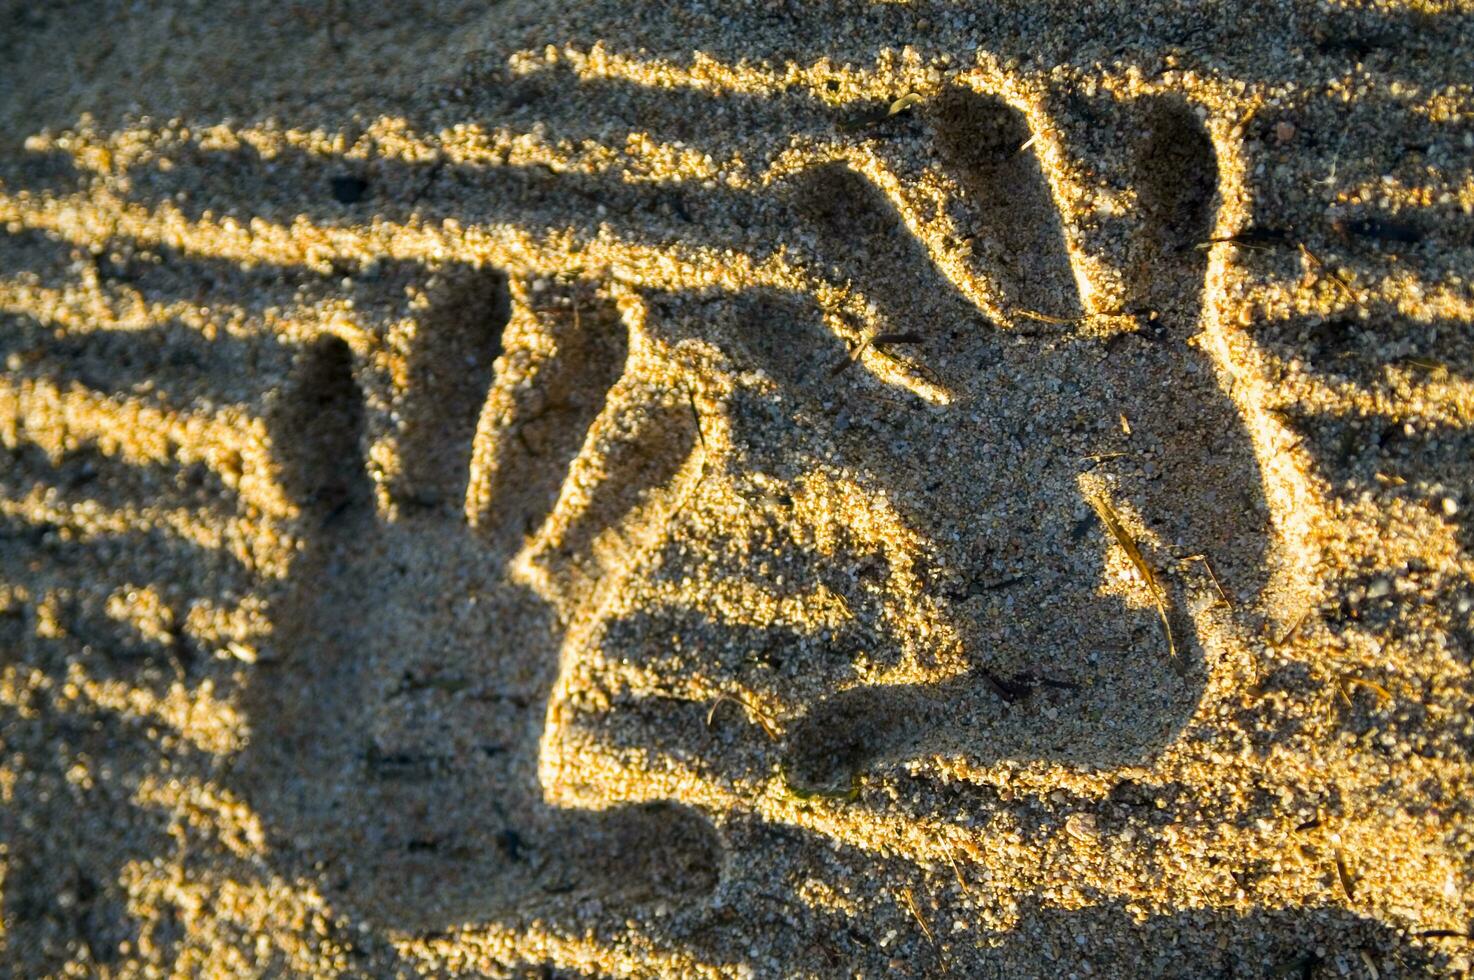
xmin=1 ymin=0 xmax=1473 ymax=975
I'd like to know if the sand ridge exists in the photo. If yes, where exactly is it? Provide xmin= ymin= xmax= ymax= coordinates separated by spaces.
xmin=1 ymin=0 xmax=1472 ymax=976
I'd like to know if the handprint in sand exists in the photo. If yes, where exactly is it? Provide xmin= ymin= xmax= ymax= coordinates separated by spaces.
xmin=236 ymin=266 xmax=718 ymax=929
xmin=548 ymin=90 xmax=1282 ymax=816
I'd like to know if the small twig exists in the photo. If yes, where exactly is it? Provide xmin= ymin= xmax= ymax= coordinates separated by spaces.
xmin=829 ymin=340 xmax=867 ymax=376
xmin=1397 ymin=356 xmax=1447 ymax=373
xmin=529 ymin=291 xmax=590 ymax=323
xmin=1299 ymin=244 xmax=1359 ymax=304
xmin=942 ymin=839 xmax=974 ymax=900
xmin=1087 ymin=492 xmax=1176 ymax=660
xmin=1337 ymin=674 xmax=1392 ymax=706
xmin=977 ymin=667 xmax=1027 ymax=702
xmin=1313 ymin=127 xmax=1350 ymax=189
xmin=898 ymin=887 xmax=935 ymax=943
xmin=705 ymin=693 xmax=778 ymax=740
xmin=1032 ymin=674 xmax=1082 ymax=691
xmin=829 ymin=330 xmax=925 ymax=376
xmin=837 ymin=92 xmax=924 ymax=132
xmin=687 ymin=388 xmax=707 ymax=451
xmin=1179 ymin=553 xmax=1232 ymax=607
xmin=1272 ymin=608 xmax=1312 ymax=649
xmin=325 ymin=0 xmax=344 ymax=53
xmin=1014 ymin=308 xmax=1076 ymax=326
xmin=664 ymin=395 xmax=709 ymax=529
xmin=870 ymin=331 xmax=924 ymax=350
xmin=1196 ymin=228 xmax=1291 ymax=252
xmin=1333 ymin=849 xmax=1357 ymax=901
xmin=829 ymin=333 xmax=875 ymax=376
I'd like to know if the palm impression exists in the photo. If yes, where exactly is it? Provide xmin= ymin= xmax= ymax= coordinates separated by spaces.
xmin=236 ymin=267 xmax=718 ymax=929
xmin=550 ymin=92 xmax=1276 ymax=817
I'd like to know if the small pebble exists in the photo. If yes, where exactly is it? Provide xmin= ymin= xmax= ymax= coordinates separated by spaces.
xmin=330 ymin=174 xmax=368 ymax=204
xmin=1066 ymin=813 xmax=1099 ymax=842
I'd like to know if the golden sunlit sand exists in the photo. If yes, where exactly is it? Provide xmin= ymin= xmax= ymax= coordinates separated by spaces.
xmin=1 ymin=1 xmax=1471 ymax=976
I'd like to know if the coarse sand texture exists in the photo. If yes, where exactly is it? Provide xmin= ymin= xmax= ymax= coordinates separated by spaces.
xmin=0 ymin=1 xmax=1472 ymax=976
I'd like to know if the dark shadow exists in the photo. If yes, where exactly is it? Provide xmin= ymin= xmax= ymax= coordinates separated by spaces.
xmin=0 ymin=226 xmax=84 ymax=280
xmin=446 ymin=63 xmax=838 ymax=169
xmin=933 ymin=89 xmax=1081 ymax=319
xmin=548 ymin=390 xmax=699 ymax=580
xmin=393 ymin=266 xmax=510 ymax=510
xmin=0 ymin=213 xmax=718 ymax=940
xmin=0 ymin=229 xmax=348 ymax=321
xmin=0 ymin=145 xmax=82 ymax=197
xmin=1252 ymin=309 xmax=1474 ymax=414
xmin=1281 ymin=341 xmax=1474 ymax=558
xmin=0 ymin=695 xmax=175 ymax=975
xmin=0 ymin=635 xmax=391 ymax=974
xmin=0 ymin=531 xmax=227 ymax=700
xmin=1132 ymin=97 xmax=1219 ymax=304
xmin=982 ymin=897 xmax=1452 ymax=979
xmin=0 ymin=222 xmax=394 ymax=967
xmin=5 ymin=0 xmax=1473 ymax=153
xmin=114 ymin=140 xmax=777 ymax=266
xmin=782 ymin=667 xmax=1091 ymax=793
xmin=270 ymin=334 xmax=373 ymax=517
xmin=0 ymin=440 xmax=236 ymax=537
xmin=620 ymin=814 xmax=1454 ymax=977
xmin=0 ymin=514 xmax=256 ymax=638
xmin=0 ymin=310 xmax=286 ymax=409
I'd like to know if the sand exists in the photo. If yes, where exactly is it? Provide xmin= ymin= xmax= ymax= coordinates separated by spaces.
xmin=1 ymin=0 xmax=1472 ymax=976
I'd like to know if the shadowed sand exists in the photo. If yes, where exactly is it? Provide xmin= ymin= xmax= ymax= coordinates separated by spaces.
xmin=1 ymin=1 xmax=1471 ymax=976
